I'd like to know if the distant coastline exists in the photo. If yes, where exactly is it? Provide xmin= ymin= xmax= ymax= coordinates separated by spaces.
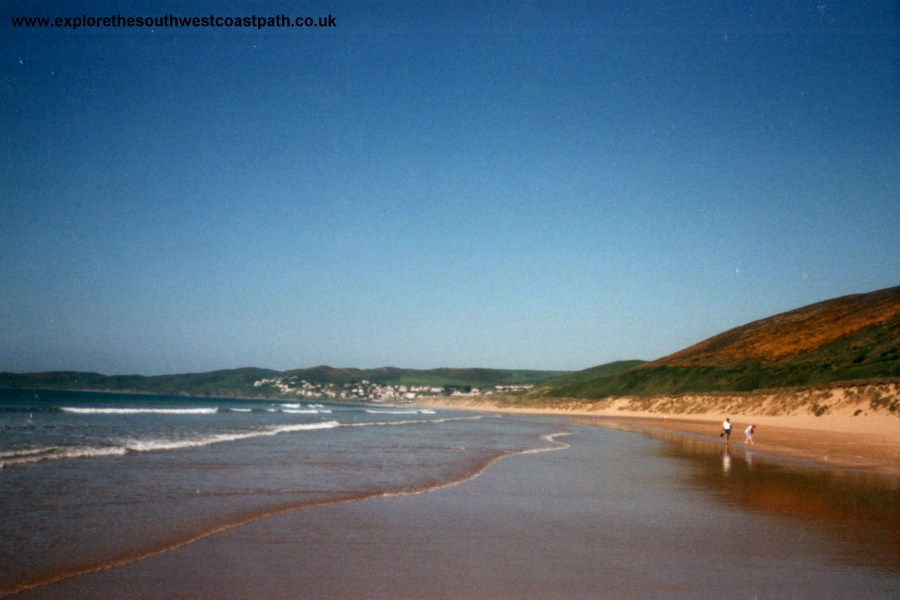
xmin=0 ymin=367 xmax=565 ymax=402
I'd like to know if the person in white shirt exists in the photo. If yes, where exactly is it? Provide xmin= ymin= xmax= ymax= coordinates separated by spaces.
xmin=721 ymin=418 xmax=732 ymax=443
xmin=744 ymin=424 xmax=756 ymax=445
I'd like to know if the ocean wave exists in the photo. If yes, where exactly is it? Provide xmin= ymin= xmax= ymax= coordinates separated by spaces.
xmin=278 ymin=403 xmax=329 ymax=411
xmin=123 ymin=421 xmax=341 ymax=452
xmin=519 ymin=431 xmax=574 ymax=454
xmin=364 ymin=409 xmax=435 ymax=415
xmin=0 ymin=447 xmax=63 ymax=460
xmin=265 ymin=408 xmax=333 ymax=414
xmin=0 ymin=414 xmax=477 ymax=470
xmin=0 ymin=421 xmax=341 ymax=469
xmin=0 ymin=445 xmax=128 ymax=467
xmin=60 ymin=407 xmax=219 ymax=415
xmin=346 ymin=415 xmax=481 ymax=429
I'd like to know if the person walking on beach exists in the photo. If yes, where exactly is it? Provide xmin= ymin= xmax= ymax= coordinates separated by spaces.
xmin=744 ymin=424 xmax=756 ymax=445
xmin=721 ymin=418 xmax=732 ymax=443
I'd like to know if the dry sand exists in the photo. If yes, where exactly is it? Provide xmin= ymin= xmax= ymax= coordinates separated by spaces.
xmin=418 ymin=383 xmax=900 ymax=476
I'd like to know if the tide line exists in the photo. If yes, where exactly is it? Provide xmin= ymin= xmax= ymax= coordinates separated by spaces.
xmin=0 ymin=428 xmax=576 ymax=598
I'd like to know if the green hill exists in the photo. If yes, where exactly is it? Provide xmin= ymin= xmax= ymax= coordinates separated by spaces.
xmin=276 ymin=365 xmax=568 ymax=388
xmin=0 ymin=368 xmax=282 ymax=397
xmin=0 ymin=366 xmax=568 ymax=398
xmin=541 ymin=286 xmax=900 ymax=399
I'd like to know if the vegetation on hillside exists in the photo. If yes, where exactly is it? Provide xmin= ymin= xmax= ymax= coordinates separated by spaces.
xmin=0 ymin=366 xmax=568 ymax=398
xmin=281 ymin=365 xmax=568 ymax=387
xmin=540 ymin=287 xmax=900 ymax=400
xmin=0 ymin=368 xmax=281 ymax=397
xmin=3 ymin=287 xmax=897 ymax=402
xmin=646 ymin=286 xmax=900 ymax=367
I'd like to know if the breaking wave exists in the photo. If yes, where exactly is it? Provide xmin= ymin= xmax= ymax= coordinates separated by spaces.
xmin=61 ymin=407 xmax=219 ymax=415
xmin=0 ymin=421 xmax=340 ymax=469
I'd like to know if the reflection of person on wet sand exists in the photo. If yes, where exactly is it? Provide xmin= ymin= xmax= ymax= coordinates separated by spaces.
xmin=721 ymin=418 xmax=732 ymax=443
xmin=744 ymin=424 xmax=756 ymax=445
xmin=721 ymin=445 xmax=732 ymax=474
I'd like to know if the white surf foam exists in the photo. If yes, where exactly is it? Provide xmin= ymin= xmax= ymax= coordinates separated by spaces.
xmin=0 ymin=445 xmax=128 ymax=468
xmin=61 ymin=407 xmax=218 ymax=415
xmin=364 ymin=409 xmax=435 ymax=415
xmin=0 ymin=421 xmax=341 ymax=468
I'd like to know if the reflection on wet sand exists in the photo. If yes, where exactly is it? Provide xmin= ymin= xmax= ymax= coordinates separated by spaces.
xmin=651 ymin=430 xmax=900 ymax=572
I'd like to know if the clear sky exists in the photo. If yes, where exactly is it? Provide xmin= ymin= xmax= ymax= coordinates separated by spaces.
xmin=1 ymin=1 xmax=898 ymax=375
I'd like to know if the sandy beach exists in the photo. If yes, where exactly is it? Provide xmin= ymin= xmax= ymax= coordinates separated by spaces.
xmin=7 ymin=388 xmax=898 ymax=599
xmin=417 ymin=385 xmax=900 ymax=476
xmin=13 ymin=419 xmax=900 ymax=600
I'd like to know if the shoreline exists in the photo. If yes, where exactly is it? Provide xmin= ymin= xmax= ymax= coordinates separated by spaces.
xmin=14 ymin=417 xmax=898 ymax=599
xmin=416 ymin=392 xmax=900 ymax=477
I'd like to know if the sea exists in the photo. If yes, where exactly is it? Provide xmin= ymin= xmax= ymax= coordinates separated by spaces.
xmin=0 ymin=387 xmax=566 ymax=596
xmin=2 ymin=387 xmax=898 ymax=598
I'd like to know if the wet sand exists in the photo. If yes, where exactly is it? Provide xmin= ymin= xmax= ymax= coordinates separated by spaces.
xmin=13 ymin=422 xmax=899 ymax=599
xmin=419 ymin=396 xmax=900 ymax=476
xmin=575 ymin=415 xmax=900 ymax=475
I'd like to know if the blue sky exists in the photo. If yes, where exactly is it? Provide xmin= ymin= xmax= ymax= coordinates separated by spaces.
xmin=1 ymin=1 xmax=898 ymax=375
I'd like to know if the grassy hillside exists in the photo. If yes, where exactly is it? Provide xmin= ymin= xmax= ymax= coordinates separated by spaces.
xmin=279 ymin=365 xmax=568 ymax=387
xmin=0 ymin=366 xmax=568 ymax=397
xmin=542 ymin=286 xmax=900 ymax=399
xmin=0 ymin=368 xmax=281 ymax=397
xmin=541 ymin=360 xmax=645 ymax=391
xmin=646 ymin=286 xmax=900 ymax=367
